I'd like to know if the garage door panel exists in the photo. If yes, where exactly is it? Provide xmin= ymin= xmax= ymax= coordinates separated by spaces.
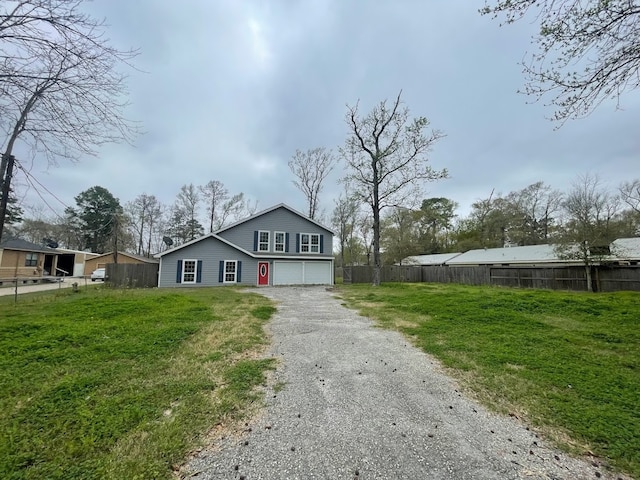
xmin=304 ymin=262 xmax=331 ymax=284
xmin=274 ymin=261 xmax=303 ymax=285
xmin=273 ymin=261 xmax=331 ymax=285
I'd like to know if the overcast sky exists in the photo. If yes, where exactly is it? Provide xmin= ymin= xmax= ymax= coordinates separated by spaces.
xmin=13 ymin=0 xmax=640 ymax=223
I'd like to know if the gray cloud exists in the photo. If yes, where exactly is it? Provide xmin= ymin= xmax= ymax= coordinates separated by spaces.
xmin=16 ymin=0 xmax=639 ymax=222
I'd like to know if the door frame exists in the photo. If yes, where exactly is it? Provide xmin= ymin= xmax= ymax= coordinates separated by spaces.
xmin=257 ymin=261 xmax=269 ymax=286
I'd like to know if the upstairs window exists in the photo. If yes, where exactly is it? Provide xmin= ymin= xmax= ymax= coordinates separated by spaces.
xmin=258 ymin=231 xmax=270 ymax=252
xmin=310 ymin=234 xmax=320 ymax=253
xmin=25 ymin=252 xmax=38 ymax=267
xmin=300 ymin=233 xmax=320 ymax=253
xmin=274 ymin=231 xmax=285 ymax=252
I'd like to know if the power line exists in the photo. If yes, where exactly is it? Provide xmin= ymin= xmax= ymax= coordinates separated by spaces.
xmin=14 ymin=161 xmax=68 ymax=219
xmin=16 ymin=161 xmax=70 ymax=209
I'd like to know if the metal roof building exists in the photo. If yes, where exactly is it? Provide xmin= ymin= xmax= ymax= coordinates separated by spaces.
xmin=402 ymin=253 xmax=462 ymax=266
xmin=444 ymin=244 xmax=571 ymax=266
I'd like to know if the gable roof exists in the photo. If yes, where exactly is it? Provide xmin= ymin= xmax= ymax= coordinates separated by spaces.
xmin=214 ymin=203 xmax=335 ymax=235
xmin=154 ymin=231 xmax=335 ymax=260
xmin=0 ymin=237 xmax=59 ymax=253
xmin=155 ymin=203 xmax=335 ymax=259
xmin=89 ymin=251 xmax=159 ymax=263
xmin=154 ymin=233 xmax=254 ymax=258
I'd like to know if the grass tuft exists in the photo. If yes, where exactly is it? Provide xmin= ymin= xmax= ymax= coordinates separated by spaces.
xmin=250 ymin=305 xmax=277 ymax=320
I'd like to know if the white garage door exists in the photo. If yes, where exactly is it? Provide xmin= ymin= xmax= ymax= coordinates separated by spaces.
xmin=304 ymin=262 xmax=332 ymax=284
xmin=273 ymin=261 xmax=332 ymax=285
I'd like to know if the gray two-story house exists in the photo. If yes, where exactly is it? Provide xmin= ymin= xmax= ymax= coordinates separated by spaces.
xmin=156 ymin=204 xmax=334 ymax=287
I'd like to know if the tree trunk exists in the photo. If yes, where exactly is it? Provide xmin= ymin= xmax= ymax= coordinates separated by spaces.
xmin=146 ymin=217 xmax=154 ymax=258
xmin=585 ymin=265 xmax=593 ymax=292
xmin=137 ymin=215 xmax=145 ymax=255
xmin=0 ymin=154 xmax=15 ymax=242
xmin=372 ymin=203 xmax=381 ymax=286
xmin=209 ymin=199 xmax=215 ymax=233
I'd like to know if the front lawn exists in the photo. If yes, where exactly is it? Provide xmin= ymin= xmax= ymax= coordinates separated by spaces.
xmin=338 ymin=283 xmax=640 ymax=478
xmin=0 ymin=287 xmax=276 ymax=480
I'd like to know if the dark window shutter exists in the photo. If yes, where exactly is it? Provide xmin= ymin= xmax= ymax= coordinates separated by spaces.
xmin=196 ymin=260 xmax=203 ymax=283
xmin=296 ymin=233 xmax=300 ymax=253
xmin=320 ymin=235 xmax=324 ymax=254
xmin=285 ymin=232 xmax=290 ymax=252
xmin=219 ymin=261 xmax=224 ymax=283
xmin=253 ymin=231 xmax=258 ymax=251
xmin=237 ymin=261 xmax=242 ymax=282
xmin=176 ymin=260 xmax=182 ymax=283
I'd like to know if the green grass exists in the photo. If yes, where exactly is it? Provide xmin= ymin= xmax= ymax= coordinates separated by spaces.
xmin=338 ymin=283 xmax=640 ymax=478
xmin=0 ymin=287 xmax=276 ymax=480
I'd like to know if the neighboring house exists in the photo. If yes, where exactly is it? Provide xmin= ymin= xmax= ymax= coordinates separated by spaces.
xmin=155 ymin=203 xmax=335 ymax=287
xmin=84 ymin=251 xmax=159 ymax=276
xmin=56 ymin=248 xmax=100 ymax=276
xmin=402 ymin=240 xmax=640 ymax=267
xmin=444 ymin=244 xmax=575 ymax=267
xmin=611 ymin=238 xmax=640 ymax=264
xmin=402 ymin=253 xmax=462 ymax=266
xmin=0 ymin=237 xmax=60 ymax=280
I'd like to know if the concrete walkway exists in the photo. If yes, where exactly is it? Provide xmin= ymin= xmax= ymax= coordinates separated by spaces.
xmin=184 ymin=286 xmax=626 ymax=480
xmin=0 ymin=277 xmax=88 ymax=296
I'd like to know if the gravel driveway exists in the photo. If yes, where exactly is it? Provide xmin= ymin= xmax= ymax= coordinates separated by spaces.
xmin=184 ymin=286 xmax=626 ymax=480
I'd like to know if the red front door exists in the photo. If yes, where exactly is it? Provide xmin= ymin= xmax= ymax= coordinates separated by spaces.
xmin=258 ymin=262 xmax=269 ymax=286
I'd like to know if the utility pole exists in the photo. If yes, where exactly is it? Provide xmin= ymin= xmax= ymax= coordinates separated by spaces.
xmin=0 ymin=154 xmax=16 ymax=242
xmin=113 ymin=212 xmax=119 ymax=264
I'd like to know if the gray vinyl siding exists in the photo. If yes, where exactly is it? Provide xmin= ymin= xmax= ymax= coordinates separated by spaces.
xmin=158 ymin=237 xmax=257 ymax=287
xmin=217 ymin=207 xmax=333 ymax=256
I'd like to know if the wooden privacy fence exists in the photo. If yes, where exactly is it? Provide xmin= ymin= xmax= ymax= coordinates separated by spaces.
xmin=106 ymin=263 xmax=159 ymax=288
xmin=490 ymin=267 xmax=587 ymax=291
xmin=596 ymin=265 xmax=640 ymax=292
xmin=343 ymin=265 xmax=640 ymax=292
xmin=345 ymin=265 xmax=490 ymax=286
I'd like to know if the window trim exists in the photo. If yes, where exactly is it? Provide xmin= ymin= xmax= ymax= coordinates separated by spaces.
xmin=223 ymin=260 xmax=237 ymax=283
xmin=25 ymin=252 xmax=38 ymax=267
xmin=274 ymin=231 xmax=286 ymax=252
xmin=258 ymin=230 xmax=270 ymax=252
xmin=181 ymin=259 xmax=198 ymax=284
xmin=300 ymin=233 xmax=320 ymax=254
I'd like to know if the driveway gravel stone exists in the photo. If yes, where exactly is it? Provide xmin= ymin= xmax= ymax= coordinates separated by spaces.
xmin=184 ymin=286 xmax=628 ymax=480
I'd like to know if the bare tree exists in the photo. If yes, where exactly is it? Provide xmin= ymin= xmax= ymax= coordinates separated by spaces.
xmin=55 ymin=210 xmax=85 ymax=250
xmin=357 ymin=210 xmax=374 ymax=266
xmin=199 ymin=180 xmax=229 ymax=233
xmin=340 ymin=91 xmax=446 ymax=285
xmin=215 ymin=192 xmax=258 ymax=229
xmin=505 ymin=181 xmax=563 ymax=244
xmin=331 ymin=188 xmax=360 ymax=267
xmin=125 ymin=193 xmax=164 ymax=257
xmin=168 ymin=184 xmax=203 ymax=244
xmin=288 ymin=147 xmax=336 ymax=220
xmin=620 ymin=179 xmax=640 ymax=216
xmin=481 ymin=1 xmax=640 ymax=123
xmin=554 ymin=174 xmax=622 ymax=291
xmin=0 ymin=0 xmax=139 ymax=241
